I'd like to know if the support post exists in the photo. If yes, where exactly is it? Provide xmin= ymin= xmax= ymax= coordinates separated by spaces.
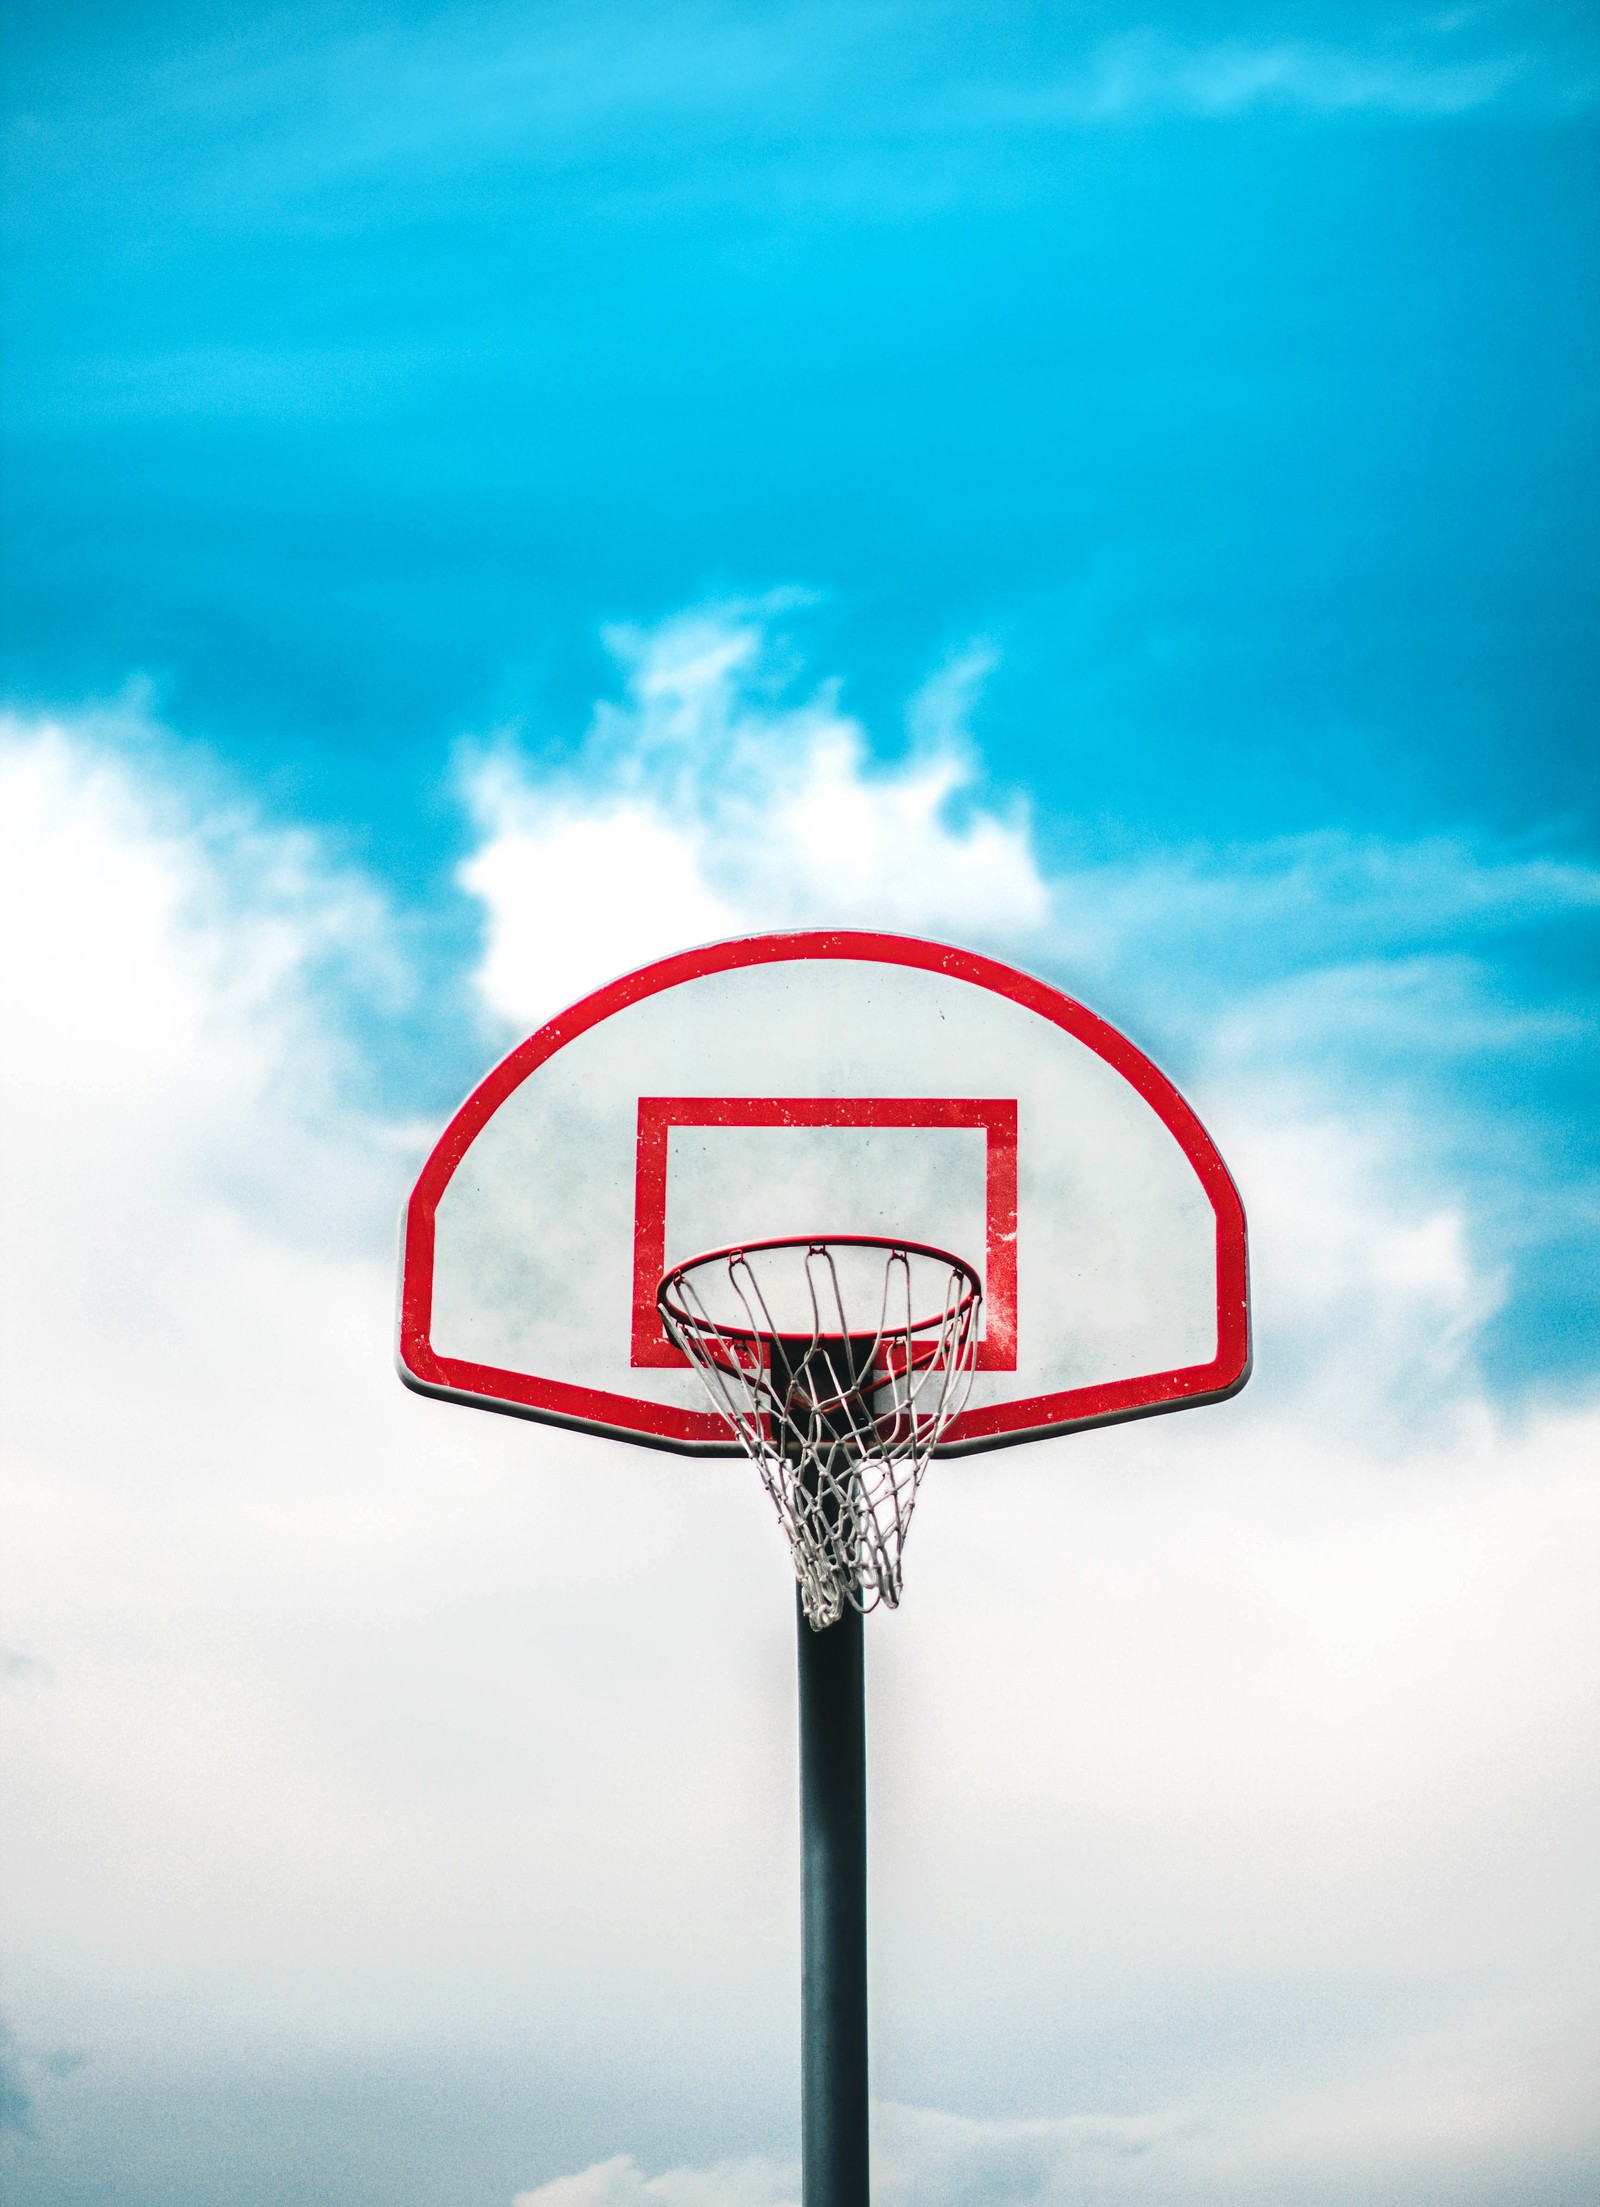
xmin=796 ymin=1592 xmax=870 ymax=2207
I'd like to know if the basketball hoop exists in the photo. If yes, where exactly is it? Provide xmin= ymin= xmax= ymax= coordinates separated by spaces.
xmin=403 ymin=934 xmax=1252 ymax=2207
xmin=657 ymin=1235 xmax=983 ymax=1629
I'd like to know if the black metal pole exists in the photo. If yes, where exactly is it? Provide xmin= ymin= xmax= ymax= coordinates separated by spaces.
xmin=796 ymin=1591 xmax=870 ymax=2207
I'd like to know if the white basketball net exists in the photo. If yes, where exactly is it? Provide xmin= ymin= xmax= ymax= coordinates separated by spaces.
xmin=658 ymin=1238 xmax=983 ymax=1630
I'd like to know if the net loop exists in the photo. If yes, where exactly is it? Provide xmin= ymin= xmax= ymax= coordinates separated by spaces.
xmin=658 ymin=1236 xmax=982 ymax=1629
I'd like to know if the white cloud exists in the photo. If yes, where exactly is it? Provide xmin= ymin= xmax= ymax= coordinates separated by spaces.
xmin=0 ymin=702 xmax=817 ymax=2068
xmin=0 ymin=708 xmax=407 ymax=1251
xmin=460 ymin=607 xmax=1048 ymax=1030
xmin=514 ymin=2149 xmax=797 ymax=2207
xmin=2 ymin=655 xmax=1598 ymax=2200
xmin=462 ymin=791 xmax=744 ymax=1034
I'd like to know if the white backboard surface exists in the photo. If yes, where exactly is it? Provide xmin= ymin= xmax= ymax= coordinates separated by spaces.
xmin=399 ymin=931 xmax=1250 ymax=1453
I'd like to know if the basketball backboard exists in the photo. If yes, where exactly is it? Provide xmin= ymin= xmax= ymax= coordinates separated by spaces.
xmin=397 ymin=930 xmax=1249 ymax=1454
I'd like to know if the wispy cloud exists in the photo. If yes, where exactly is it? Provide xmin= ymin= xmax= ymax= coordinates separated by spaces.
xmin=984 ymin=25 xmax=1582 ymax=126
xmin=1050 ymin=830 xmax=1600 ymax=981
xmin=0 ymin=2017 xmax=85 ymax=2140
xmin=511 ymin=2100 xmax=1194 ymax=2207
xmin=459 ymin=604 xmax=1049 ymax=1031
xmin=237 ymin=4 xmax=1600 ymax=173
xmin=24 ymin=1 xmax=1593 ymax=260
xmin=514 ymin=2149 xmax=797 ymax=2207
xmin=515 ymin=2073 xmax=1600 ymax=2207
xmin=1210 ymin=952 xmax=1588 ymax=1065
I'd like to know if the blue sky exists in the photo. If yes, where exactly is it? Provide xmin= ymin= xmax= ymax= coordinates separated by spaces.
xmin=2 ymin=6 xmax=1598 ymax=2206
xmin=5 ymin=0 xmax=1597 ymax=855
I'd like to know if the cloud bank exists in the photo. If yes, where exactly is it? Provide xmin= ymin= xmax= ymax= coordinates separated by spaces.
xmin=2 ymin=613 xmax=1597 ymax=2204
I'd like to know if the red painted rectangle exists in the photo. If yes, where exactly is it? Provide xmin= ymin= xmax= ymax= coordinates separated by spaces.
xmin=630 ymin=1096 xmax=1019 ymax=1370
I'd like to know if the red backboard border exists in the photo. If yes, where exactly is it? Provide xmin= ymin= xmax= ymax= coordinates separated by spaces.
xmin=398 ymin=930 xmax=1250 ymax=1456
